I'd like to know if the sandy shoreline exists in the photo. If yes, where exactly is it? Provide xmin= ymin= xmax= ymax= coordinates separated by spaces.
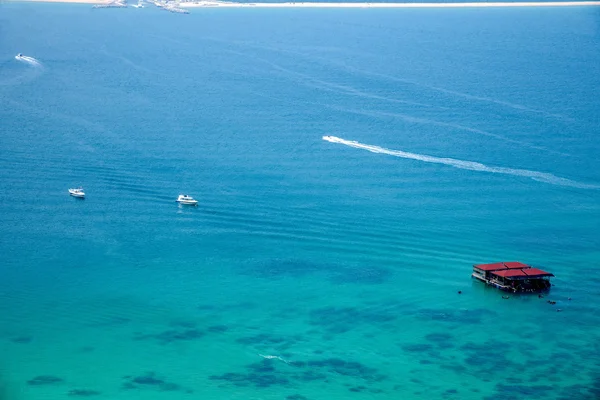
xmin=8 ymin=0 xmax=600 ymax=6
xmin=184 ymin=0 xmax=600 ymax=7
xmin=11 ymin=0 xmax=111 ymax=3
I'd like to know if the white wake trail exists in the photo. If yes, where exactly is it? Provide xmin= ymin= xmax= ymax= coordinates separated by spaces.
xmin=16 ymin=55 xmax=42 ymax=67
xmin=322 ymin=136 xmax=599 ymax=189
xmin=259 ymin=354 xmax=289 ymax=363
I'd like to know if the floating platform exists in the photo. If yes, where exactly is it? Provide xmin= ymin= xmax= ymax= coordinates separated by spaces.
xmin=472 ymin=261 xmax=554 ymax=293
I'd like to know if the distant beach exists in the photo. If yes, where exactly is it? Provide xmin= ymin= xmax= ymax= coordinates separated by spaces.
xmin=9 ymin=0 xmax=600 ymax=6
xmin=183 ymin=0 xmax=600 ymax=7
xmin=12 ymin=0 xmax=110 ymax=3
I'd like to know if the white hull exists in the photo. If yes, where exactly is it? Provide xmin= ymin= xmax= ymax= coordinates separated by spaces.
xmin=177 ymin=200 xmax=198 ymax=205
xmin=176 ymin=194 xmax=198 ymax=205
xmin=69 ymin=189 xmax=85 ymax=198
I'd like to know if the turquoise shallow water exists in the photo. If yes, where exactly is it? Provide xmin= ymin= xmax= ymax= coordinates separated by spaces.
xmin=1 ymin=3 xmax=600 ymax=400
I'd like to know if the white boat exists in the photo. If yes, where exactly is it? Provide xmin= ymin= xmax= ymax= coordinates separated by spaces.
xmin=176 ymin=194 xmax=198 ymax=206
xmin=69 ymin=188 xmax=85 ymax=198
xmin=15 ymin=53 xmax=23 ymax=60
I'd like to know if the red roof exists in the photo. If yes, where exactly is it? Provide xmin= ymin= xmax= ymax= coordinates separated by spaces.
xmin=492 ymin=269 xmax=528 ymax=278
xmin=474 ymin=263 xmax=507 ymax=271
xmin=524 ymin=268 xmax=554 ymax=277
xmin=503 ymin=262 xmax=531 ymax=269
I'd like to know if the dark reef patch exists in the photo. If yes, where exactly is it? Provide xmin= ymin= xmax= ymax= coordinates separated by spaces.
xmin=402 ymin=344 xmax=434 ymax=353
xmin=459 ymin=341 xmax=520 ymax=375
xmin=169 ymin=320 xmax=197 ymax=329
xmin=237 ymin=333 xmax=286 ymax=345
xmin=210 ymin=356 xmax=386 ymax=390
xmin=443 ymin=388 xmax=459 ymax=397
xmin=309 ymin=306 xmax=396 ymax=333
xmin=440 ymin=363 xmax=467 ymax=373
xmin=462 ymin=341 xmax=500 ymax=353
xmin=210 ymin=360 xmax=291 ymax=388
xmin=236 ymin=333 xmax=301 ymax=350
xmin=134 ymin=328 xmax=204 ymax=345
xmin=27 ymin=375 xmax=64 ymax=386
xmin=209 ymin=372 xmax=249 ymax=387
xmin=207 ymin=325 xmax=229 ymax=333
xmin=548 ymin=351 xmax=573 ymax=362
xmin=68 ymin=389 xmax=101 ymax=397
xmin=132 ymin=373 xmax=164 ymax=386
xmin=122 ymin=372 xmax=191 ymax=393
xmin=75 ymin=346 xmax=95 ymax=353
xmin=10 ymin=336 xmax=32 ymax=344
xmin=329 ymin=266 xmax=393 ymax=285
xmin=306 ymin=358 xmax=387 ymax=382
xmin=417 ymin=308 xmax=496 ymax=324
xmin=425 ymin=332 xmax=454 ymax=349
xmin=293 ymin=370 xmax=328 ymax=382
xmin=197 ymin=301 xmax=258 ymax=314
xmin=248 ymin=359 xmax=277 ymax=374
xmin=484 ymin=383 xmax=554 ymax=400
xmin=286 ymin=395 xmax=308 ymax=400
xmin=242 ymin=259 xmax=392 ymax=285
xmin=466 ymin=352 xmax=513 ymax=374
xmin=84 ymin=316 xmax=131 ymax=328
xmin=349 ymin=385 xmax=367 ymax=392
xmin=244 ymin=259 xmax=326 ymax=279
xmin=556 ymin=382 xmax=597 ymax=400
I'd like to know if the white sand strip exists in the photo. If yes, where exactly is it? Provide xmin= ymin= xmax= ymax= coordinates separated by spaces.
xmin=9 ymin=0 xmax=600 ymax=6
xmin=11 ymin=0 xmax=111 ymax=3
xmin=183 ymin=1 xmax=600 ymax=7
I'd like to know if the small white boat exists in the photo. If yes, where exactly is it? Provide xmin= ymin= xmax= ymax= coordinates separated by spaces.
xmin=69 ymin=188 xmax=85 ymax=198
xmin=15 ymin=53 xmax=23 ymax=60
xmin=176 ymin=194 xmax=198 ymax=206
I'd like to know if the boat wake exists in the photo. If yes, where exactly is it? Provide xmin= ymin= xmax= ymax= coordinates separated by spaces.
xmin=0 ymin=55 xmax=43 ymax=86
xmin=259 ymin=354 xmax=289 ymax=363
xmin=322 ymin=136 xmax=599 ymax=189
xmin=15 ymin=54 xmax=42 ymax=67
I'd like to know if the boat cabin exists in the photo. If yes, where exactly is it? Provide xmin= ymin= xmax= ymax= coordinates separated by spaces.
xmin=472 ymin=261 xmax=554 ymax=293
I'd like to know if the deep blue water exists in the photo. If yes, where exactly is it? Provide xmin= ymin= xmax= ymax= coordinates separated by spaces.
xmin=1 ymin=3 xmax=600 ymax=400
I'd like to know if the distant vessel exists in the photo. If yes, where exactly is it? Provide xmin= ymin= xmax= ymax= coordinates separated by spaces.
xmin=69 ymin=188 xmax=85 ymax=198
xmin=176 ymin=194 xmax=198 ymax=205
xmin=15 ymin=53 xmax=23 ymax=60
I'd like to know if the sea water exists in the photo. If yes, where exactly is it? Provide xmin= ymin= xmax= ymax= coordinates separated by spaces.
xmin=1 ymin=3 xmax=600 ymax=399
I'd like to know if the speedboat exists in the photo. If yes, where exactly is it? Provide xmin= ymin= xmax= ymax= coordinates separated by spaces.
xmin=176 ymin=194 xmax=198 ymax=206
xmin=69 ymin=188 xmax=85 ymax=198
xmin=15 ymin=53 xmax=23 ymax=60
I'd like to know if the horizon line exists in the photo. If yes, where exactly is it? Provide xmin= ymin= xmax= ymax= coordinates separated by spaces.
xmin=182 ymin=0 xmax=600 ymax=7
xmin=8 ymin=0 xmax=600 ymax=6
